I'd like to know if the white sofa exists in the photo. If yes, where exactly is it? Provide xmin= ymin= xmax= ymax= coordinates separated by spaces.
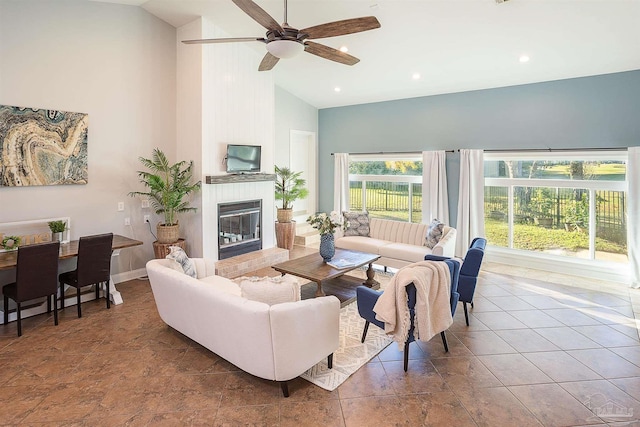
xmin=335 ymin=218 xmax=457 ymax=269
xmin=145 ymin=258 xmax=340 ymax=396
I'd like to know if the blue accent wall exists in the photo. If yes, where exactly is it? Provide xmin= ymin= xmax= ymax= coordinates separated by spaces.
xmin=318 ymin=70 xmax=640 ymax=225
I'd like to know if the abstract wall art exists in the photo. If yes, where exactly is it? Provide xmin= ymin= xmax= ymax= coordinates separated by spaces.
xmin=0 ymin=105 xmax=88 ymax=186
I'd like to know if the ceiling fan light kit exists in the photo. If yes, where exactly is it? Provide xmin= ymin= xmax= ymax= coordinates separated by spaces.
xmin=182 ymin=0 xmax=381 ymax=71
xmin=266 ymin=40 xmax=304 ymax=59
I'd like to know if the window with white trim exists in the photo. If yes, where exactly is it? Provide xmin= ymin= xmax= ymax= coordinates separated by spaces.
xmin=348 ymin=154 xmax=422 ymax=222
xmin=484 ymin=151 xmax=628 ymax=263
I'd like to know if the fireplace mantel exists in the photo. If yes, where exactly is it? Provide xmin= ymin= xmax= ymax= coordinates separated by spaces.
xmin=206 ymin=173 xmax=276 ymax=185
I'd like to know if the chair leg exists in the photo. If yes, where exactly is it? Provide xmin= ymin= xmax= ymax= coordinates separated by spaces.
xmin=3 ymin=295 xmax=8 ymax=324
xmin=471 ymin=301 xmax=474 ymax=308
xmin=280 ymin=381 xmax=290 ymax=397
xmin=95 ymin=282 xmax=100 ymax=300
xmin=361 ymin=321 xmax=370 ymax=343
xmin=327 ymin=353 xmax=333 ymax=369
xmin=53 ymin=295 xmax=58 ymax=326
xmin=16 ymin=302 xmax=22 ymax=337
xmin=77 ymin=288 xmax=82 ymax=318
xmin=463 ymin=302 xmax=469 ymax=326
xmin=47 ymin=295 xmax=51 ymax=313
xmin=403 ymin=341 xmax=410 ymax=372
xmin=60 ymin=285 xmax=65 ymax=309
xmin=440 ymin=331 xmax=449 ymax=352
xmin=105 ymin=281 xmax=110 ymax=309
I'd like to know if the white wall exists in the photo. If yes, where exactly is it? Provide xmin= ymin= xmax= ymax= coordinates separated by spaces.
xmin=0 ymin=0 xmax=176 ymax=279
xmin=274 ymin=86 xmax=318 ymax=167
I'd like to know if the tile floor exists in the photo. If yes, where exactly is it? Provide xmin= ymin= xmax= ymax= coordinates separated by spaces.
xmin=1 ymin=249 xmax=639 ymax=426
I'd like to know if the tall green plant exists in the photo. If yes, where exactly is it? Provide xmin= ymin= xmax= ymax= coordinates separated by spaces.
xmin=274 ymin=165 xmax=308 ymax=210
xmin=129 ymin=148 xmax=201 ymax=225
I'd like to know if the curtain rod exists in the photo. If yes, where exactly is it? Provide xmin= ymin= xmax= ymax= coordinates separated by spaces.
xmin=330 ymin=150 xmax=455 ymax=156
xmin=481 ymin=147 xmax=626 ymax=153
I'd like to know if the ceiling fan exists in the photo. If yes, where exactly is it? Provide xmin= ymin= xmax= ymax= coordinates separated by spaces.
xmin=182 ymin=0 xmax=381 ymax=71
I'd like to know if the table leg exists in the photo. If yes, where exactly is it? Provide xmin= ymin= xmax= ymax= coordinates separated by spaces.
xmin=364 ymin=263 xmax=379 ymax=288
xmin=107 ymin=278 xmax=123 ymax=305
xmin=315 ymin=280 xmax=326 ymax=297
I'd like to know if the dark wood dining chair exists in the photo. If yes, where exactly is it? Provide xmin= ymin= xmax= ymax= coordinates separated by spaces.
xmin=3 ymin=241 xmax=61 ymax=337
xmin=59 ymin=233 xmax=113 ymax=318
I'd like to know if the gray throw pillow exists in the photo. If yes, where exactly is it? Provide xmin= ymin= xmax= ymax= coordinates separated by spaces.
xmin=165 ymin=246 xmax=197 ymax=278
xmin=342 ymin=211 xmax=370 ymax=237
xmin=424 ymin=219 xmax=445 ymax=248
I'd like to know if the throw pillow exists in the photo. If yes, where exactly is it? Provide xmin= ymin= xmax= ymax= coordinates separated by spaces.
xmin=239 ymin=275 xmax=301 ymax=306
xmin=424 ymin=219 xmax=445 ymax=249
xmin=342 ymin=211 xmax=370 ymax=237
xmin=165 ymin=246 xmax=197 ymax=278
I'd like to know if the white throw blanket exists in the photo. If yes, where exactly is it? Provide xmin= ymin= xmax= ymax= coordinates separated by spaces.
xmin=373 ymin=261 xmax=453 ymax=347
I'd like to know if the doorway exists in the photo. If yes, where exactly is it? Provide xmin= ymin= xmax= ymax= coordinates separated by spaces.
xmin=289 ymin=130 xmax=317 ymax=221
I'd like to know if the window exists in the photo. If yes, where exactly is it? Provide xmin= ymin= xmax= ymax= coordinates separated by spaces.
xmin=349 ymin=155 xmax=422 ymax=222
xmin=484 ymin=151 xmax=628 ymax=263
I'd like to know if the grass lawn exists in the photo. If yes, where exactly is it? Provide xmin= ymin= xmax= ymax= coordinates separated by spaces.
xmin=485 ymin=218 xmax=626 ymax=254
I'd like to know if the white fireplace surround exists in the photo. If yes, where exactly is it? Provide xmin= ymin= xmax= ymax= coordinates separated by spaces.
xmin=203 ymin=181 xmax=275 ymax=260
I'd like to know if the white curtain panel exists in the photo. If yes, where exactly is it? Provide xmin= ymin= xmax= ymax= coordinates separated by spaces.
xmin=421 ymin=151 xmax=449 ymax=224
xmin=628 ymin=147 xmax=640 ymax=288
xmin=456 ymin=149 xmax=485 ymax=257
xmin=333 ymin=153 xmax=350 ymax=213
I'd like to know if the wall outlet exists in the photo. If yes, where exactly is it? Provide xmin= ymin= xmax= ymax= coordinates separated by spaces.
xmin=141 ymin=199 xmax=150 ymax=208
xmin=124 ymin=217 xmax=130 ymax=226
xmin=143 ymin=215 xmax=150 ymax=223
xmin=117 ymin=202 xmax=124 ymax=211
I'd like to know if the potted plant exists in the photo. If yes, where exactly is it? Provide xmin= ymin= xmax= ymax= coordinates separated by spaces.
xmin=48 ymin=220 xmax=67 ymax=242
xmin=274 ymin=165 xmax=309 ymax=223
xmin=1 ymin=235 xmax=21 ymax=251
xmin=129 ymin=148 xmax=201 ymax=244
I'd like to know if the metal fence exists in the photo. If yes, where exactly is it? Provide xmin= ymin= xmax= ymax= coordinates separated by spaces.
xmin=349 ymin=181 xmax=423 ymax=223
xmin=484 ymin=186 xmax=627 ymax=245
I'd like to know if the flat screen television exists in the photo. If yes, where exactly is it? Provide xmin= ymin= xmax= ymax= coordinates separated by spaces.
xmin=226 ymin=144 xmax=261 ymax=173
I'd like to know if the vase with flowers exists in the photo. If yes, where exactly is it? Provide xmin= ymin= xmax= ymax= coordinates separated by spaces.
xmin=307 ymin=211 xmax=348 ymax=262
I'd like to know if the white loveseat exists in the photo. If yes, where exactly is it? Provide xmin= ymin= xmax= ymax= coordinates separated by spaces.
xmin=146 ymin=258 xmax=340 ymax=396
xmin=335 ymin=218 xmax=457 ymax=269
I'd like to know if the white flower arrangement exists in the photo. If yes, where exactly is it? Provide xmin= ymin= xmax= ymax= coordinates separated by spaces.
xmin=307 ymin=211 xmax=348 ymax=235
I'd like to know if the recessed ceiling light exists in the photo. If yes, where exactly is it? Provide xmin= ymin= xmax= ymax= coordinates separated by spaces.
xmin=339 ymin=46 xmax=348 ymax=53
xmin=334 ymin=87 xmax=341 ymax=92
xmin=412 ymin=72 xmax=421 ymax=80
xmin=519 ymin=55 xmax=530 ymax=63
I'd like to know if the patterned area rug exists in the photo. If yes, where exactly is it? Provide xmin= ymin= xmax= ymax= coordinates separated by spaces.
xmin=300 ymin=298 xmax=393 ymax=391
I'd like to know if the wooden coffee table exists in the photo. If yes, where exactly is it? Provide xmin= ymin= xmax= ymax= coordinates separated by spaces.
xmin=272 ymin=249 xmax=381 ymax=305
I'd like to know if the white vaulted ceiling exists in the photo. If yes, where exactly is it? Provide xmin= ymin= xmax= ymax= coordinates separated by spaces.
xmin=92 ymin=0 xmax=640 ymax=108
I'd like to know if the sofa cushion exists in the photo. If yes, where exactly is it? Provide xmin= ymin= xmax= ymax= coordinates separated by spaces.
xmin=239 ymin=275 xmax=301 ymax=306
xmin=342 ymin=211 xmax=370 ymax=237
xmin=335 ymin=235 xmax=388 ymax=254
xmin=166 ymin=246 xmax=197 ymax=277
xmin=199 ymin=275 xmax=242 ymax=296
xmin=424 ymin=219 xmax=445 ymax=249
xmin=379 ymin=242 xmax=433 ymax=263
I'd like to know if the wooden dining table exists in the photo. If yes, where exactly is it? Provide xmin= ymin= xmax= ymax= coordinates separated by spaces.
xmin=0 ymin=234 xmax=143 ymax=306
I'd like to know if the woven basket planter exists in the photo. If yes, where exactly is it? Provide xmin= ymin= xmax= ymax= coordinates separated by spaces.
xmin=157 ymin=223 xmax=180 ymax=244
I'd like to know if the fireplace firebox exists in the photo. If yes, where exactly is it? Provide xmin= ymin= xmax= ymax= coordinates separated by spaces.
xmin=218 ymin=200 xmax=262 ymax=260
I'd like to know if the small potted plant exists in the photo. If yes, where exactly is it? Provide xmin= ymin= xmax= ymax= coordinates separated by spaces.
xmin=129 ymin=148 xmax=201 ymax=244
xmin=274 ymin=165 xmax=309 ymax=223
xmin=48 ymin=220 xmax=67 ymax=242
xmin=1 ymin=235 xmax=21 ymax=251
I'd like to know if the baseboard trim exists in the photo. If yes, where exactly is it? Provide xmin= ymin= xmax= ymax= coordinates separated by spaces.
xmin=112 ymin=268 xmax=147 ymax=284
xmin=485 ymin=247 xmax=630 ymax=285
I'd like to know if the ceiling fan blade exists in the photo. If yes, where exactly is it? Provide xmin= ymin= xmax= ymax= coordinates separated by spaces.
xmin=304 ymin=41 xmax=359 ymax=66
xmin=232 ymin=0 xmax=284 ymax=34
xmin=182 ymin=37 xmax=265 ymax=45
xmin=300 ymin=16 xmax=381 ymax=40
xmin=258 ymin=52 xmax=280 ymax=71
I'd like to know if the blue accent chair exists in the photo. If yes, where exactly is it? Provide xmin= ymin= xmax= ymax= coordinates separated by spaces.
xmin=356 ymin=259 xmax=460 ymax=372
xmin=425 ymin=237 xmax=486 ymax=326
